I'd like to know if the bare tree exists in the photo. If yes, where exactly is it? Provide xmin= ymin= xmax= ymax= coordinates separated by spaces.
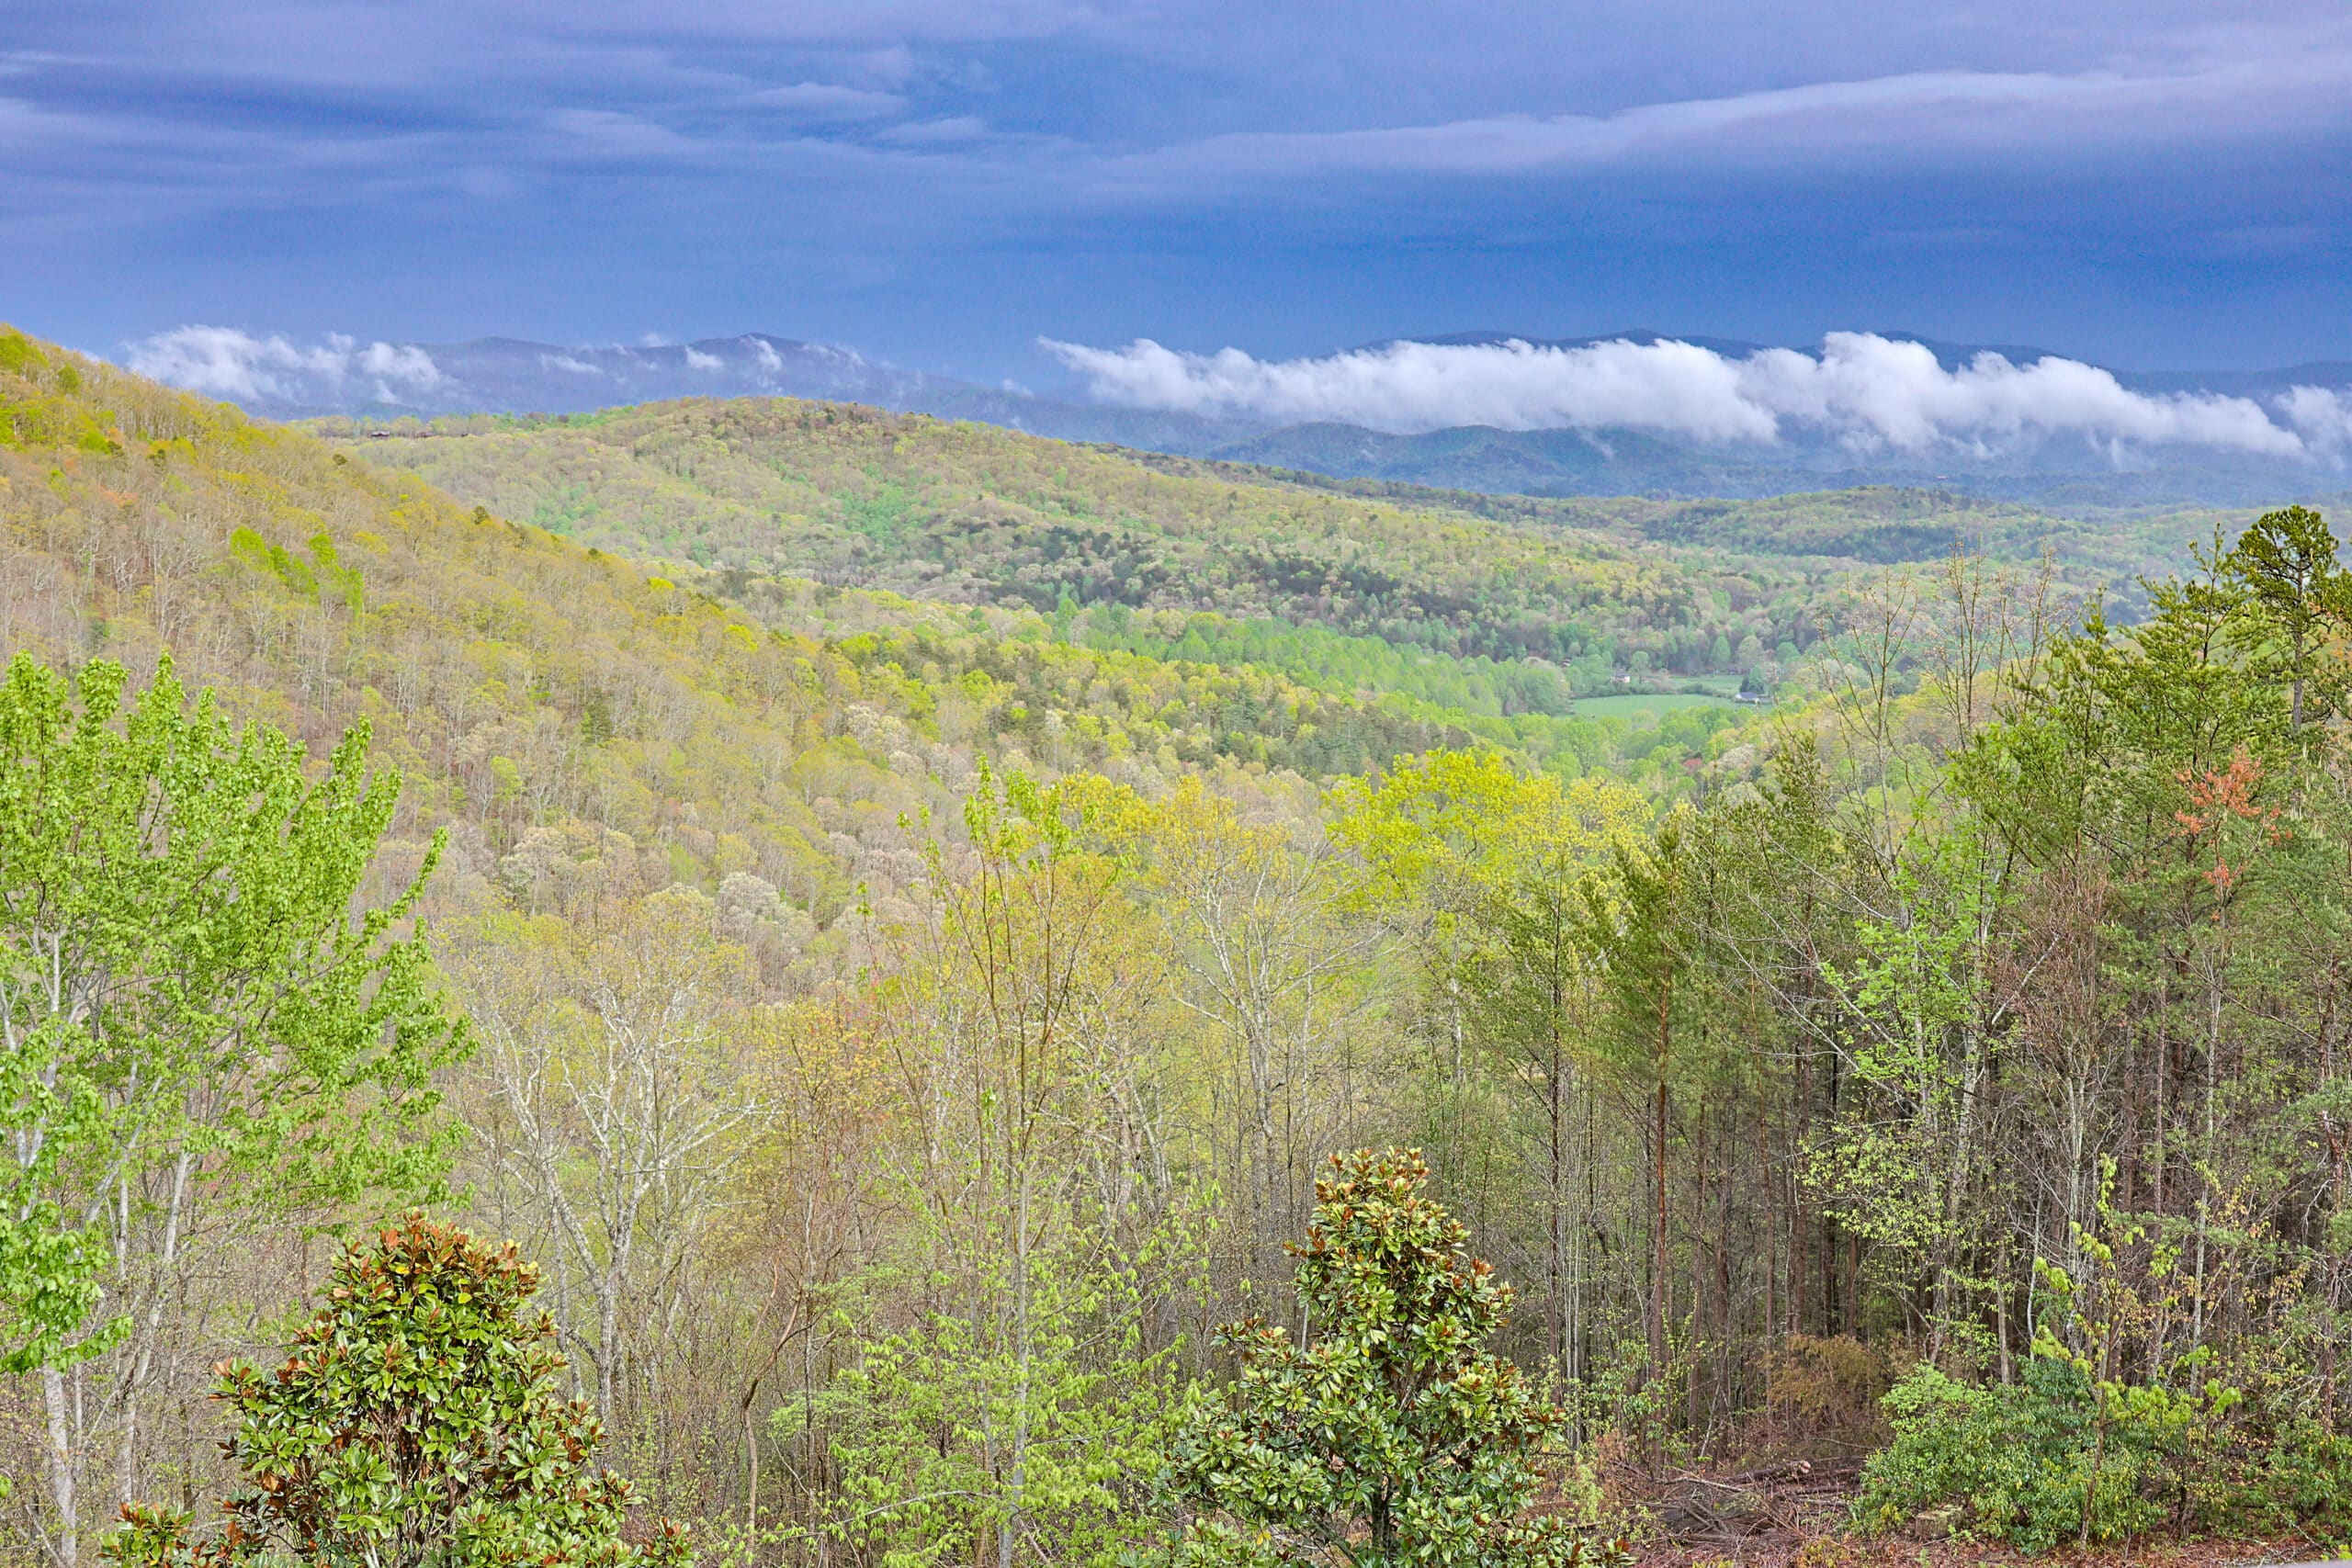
xmin=446 ymin=886 xmax=768 ymax=1422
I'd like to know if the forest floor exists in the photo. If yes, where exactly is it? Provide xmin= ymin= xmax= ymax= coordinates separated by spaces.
xmin=1633 ymin=1536 xmax=2343 ymax=1567
xmin=1618 ymin=1461 xmax=2343 ymax=1567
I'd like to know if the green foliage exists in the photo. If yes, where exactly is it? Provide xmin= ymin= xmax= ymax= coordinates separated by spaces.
xmin=1855 ymin=1358 xmax=2182 ymax=1551
xmin=0 ymin=328 xmax=122 ymax=454
xmin=313 ymin=400 xmax=1842 ymax=678
xmin=815 ymin=1236 xmax=1184 ymax=1568
xmin=2225 ymin=502 xmax=2347 ymax=730
xmin=100 ymin=1216 xmax=691 ymax=1566
xmin=1856 ymin=1168 xmax=2352 ymax=1550
xmin=1 ymin=328 xmax=1547 ymax=960
xmin=1163 ymin=1147 xmax=1624 ymax=1568
xmin=0 ymin=650 xmax=467 ymax=1378
xmin=11 ymin=324 xmax=2352 ymax=1564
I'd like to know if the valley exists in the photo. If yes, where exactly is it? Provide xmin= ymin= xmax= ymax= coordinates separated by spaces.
xmin=6 ymin=327 xmax=2351 ymax=1566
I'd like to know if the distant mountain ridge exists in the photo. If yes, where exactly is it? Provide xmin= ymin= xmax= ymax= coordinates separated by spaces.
xmin=145 ymin=327 xmax=2352 ymax=512
xmin=202 ymin=330 xmax=1268 ymax=451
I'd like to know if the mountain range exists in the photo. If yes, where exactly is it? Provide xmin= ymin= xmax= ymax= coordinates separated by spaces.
xmin=130 ymin=328 xmax=2352 ymax=512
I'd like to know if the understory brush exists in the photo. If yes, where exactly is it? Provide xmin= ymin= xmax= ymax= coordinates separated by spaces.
xmin=1855 ymin=1182 xmax=2352 ymax=1552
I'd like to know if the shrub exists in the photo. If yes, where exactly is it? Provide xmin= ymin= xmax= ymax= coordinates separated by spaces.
xmin=1859 ymin=1168 xmax=2352 ymax=1552
xmin=1162 ymin=1147 xmax=1626 ymax=1568
xmin=101 ymin=1216 xmax=690 ymax=1568
xmin=1854 ymin=1355 xmax=2184 ymax=1551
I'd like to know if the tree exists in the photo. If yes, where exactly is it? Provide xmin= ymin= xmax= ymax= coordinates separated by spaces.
xmin=1163 ymin=1147 xmax=1624 ymax=1568
xmin=0 ymin=651 xmax=466 ymax=1562
xmin=445 ymin=888 xmax=769 ymax=1426
xmin=1333 ymin=751 xmax=1645 ymax=1376
xmin=1114 ymin=775 xmax=1385 ymax=1292
xmin=848 ymin=761 xmax=1187 ymax=1568
xmin=100 ymin=1216 xmax=690 ymax=1567
xmin=1453 ymin=773 xmax=1645 ymax=1382
xmin=817 ymin=1220 xmax=1187 ymax=1568
xmin=2224 ymin=502 xmax=2346 ymax=734
xmin=1584 ymin=811 xmax=1699 ymax=1404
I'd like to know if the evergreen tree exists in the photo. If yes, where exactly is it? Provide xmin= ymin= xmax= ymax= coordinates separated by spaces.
xmin=1162 ymin=1148 xmax=1623 ymax=1568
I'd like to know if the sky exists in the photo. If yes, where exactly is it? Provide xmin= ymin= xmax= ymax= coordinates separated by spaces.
xmin=7 ymin=2 xmax=2352 ymax=387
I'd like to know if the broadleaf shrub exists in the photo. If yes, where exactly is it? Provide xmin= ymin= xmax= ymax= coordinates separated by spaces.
xmin=1162 ymin=1146 xmax=1627 ymax=1568
xmin=101 ymin=1216 xmax=690 ymax=1568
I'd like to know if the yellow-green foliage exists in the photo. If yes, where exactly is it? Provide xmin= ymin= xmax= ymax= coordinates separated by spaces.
xmin=0 ymin=329 xmax=119 ymax=457
xmin=0 ymin=331 xmax=1511 ymax=936
xmin=314 ymin=400 xmax=1827 ymax=676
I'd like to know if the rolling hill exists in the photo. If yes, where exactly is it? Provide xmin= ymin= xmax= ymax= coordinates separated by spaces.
xmin=312 ymin=395 xmax=2232 ymax=674
xmin=125 ymin=325 xmax=2352 ymax=509
xmin=0 ymin=327 xmax=1761 ymax=962
xmin=309 ymin=400 xmax=2028 ymax=696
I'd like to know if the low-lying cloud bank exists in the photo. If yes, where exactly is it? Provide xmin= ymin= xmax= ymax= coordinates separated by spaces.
xmin=1044 ymin=332 xmax=2352 ymax=459
xmin=115 ymin=323 xmax=2352 ymax=466
xmin=117 ymin=325 xmax=888 ymax=416
xmin=127 ymin=326 xmax=444 ymax=407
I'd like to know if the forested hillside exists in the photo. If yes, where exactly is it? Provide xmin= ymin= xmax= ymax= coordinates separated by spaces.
xmin=314 ymin=403 xmax=1867 ymax=691
xmin=318 ymin=402 xmax=2213 ymax=674
xmin=6 ymin=330 xmax=2351 ymax=1566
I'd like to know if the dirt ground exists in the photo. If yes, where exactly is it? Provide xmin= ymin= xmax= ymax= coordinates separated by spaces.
xmin=1612 ymin=1461 xmax=2344 ymax=1568
xmin=1632 ymin=1537 xmax=2341 ymax=1567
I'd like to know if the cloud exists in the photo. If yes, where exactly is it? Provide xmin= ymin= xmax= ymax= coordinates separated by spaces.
xmin=877 ymin=115 xmax=989 ymax=144
xmin=544 ymin=108 xmax=701 ymax=159
xmin=2278 ymin=385 xmax=2352 ymax=454
xmin=684 ymin=347 xmax=723 ymax=369
xmin=1043 ymin=332 xmax=2321 ymax=457
xmin=124 ymin=326 xmax=442 ymax=405
xmin=1094 ymin=38 xmax=2352 ymax=192
xmin=743 ymin=82 xmax=908 ymax=120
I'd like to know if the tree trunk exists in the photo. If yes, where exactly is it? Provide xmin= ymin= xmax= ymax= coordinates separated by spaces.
xmin=43 ymin=1363 xmax=77 ymax=1568
xmin=1650 ymin=1071 xmax=1668 ymax=1385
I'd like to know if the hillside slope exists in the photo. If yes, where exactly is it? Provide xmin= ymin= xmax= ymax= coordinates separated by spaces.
xmin=314 ymin=401 xmax=1852 ymax=684
xmin=1108 ymin=453 xmax=2161 ymax=570
xmin=319 ymin=399 xmax=2221 ymax=672
xmin=2 ymin=329 xmax=1749 ymax=956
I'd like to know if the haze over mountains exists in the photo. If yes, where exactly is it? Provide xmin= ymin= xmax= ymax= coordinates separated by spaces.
xmin=125 ymin=323 xmax=2352 ymax=511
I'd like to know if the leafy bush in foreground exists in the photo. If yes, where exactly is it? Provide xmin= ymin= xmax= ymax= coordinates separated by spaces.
xmin=1164 ymin=1147 xmax=1626 ymax=1568
xmin=102 ymin=1217 xmax=690 ymax=1568
xmin=1856 ymin=1184 xmax=2352 ymax=1551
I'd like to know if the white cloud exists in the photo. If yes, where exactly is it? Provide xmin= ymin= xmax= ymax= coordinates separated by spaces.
xmin=1042 ymin=332 xmax=2324 ymax=457
xmin=1112 ymin=42 xmax=2352 ymax=187
xmin=684 ymin=346 xmax=723 ymax=370
xmin=124 ymin=325 xmax=441 ymax=405
xmin=355 ymin=339 xmax=441 ymax=386
xmin=545 ymin=108 xmax=700 ymax=159
xmin=2278 ymin=385 xmax=2352 ymax=454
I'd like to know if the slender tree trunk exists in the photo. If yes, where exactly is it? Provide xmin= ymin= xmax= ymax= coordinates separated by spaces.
xmin=1687 ymin=1099 xmax=1708 ymax=1436
xmin=115 ymin=1152 xmax=192 ymax=1506
xmin=1650 ymin=1068 xmax=1669 ymax=1386
xmin=43 ymin=1363 xmax=77 ymax=1568
xmin=1001 ymin=1161 xmax=1031 ymax=1568
xmin=1547 ymin=1011 xmax=1566 ymax=1368
xmin=1792 ymin=1046 xmax=1810 ymax=1337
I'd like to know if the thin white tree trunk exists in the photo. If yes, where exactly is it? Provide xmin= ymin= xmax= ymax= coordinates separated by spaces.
xmin=43 ymin=1363 xmax=78 ymax=1568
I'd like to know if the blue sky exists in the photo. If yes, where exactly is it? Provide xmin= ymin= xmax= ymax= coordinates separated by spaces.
xmin=7 ymin=1 xmax=2352 ymax=381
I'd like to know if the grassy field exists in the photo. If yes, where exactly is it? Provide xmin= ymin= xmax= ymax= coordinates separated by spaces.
xmin=1569 ymin=692 xmax=1747 ymax=718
